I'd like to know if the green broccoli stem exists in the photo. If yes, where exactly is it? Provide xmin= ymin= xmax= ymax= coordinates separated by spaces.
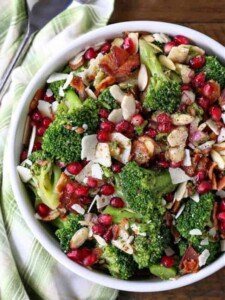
xmin=65 ymin=90 xmax=82 ymax=111
xmin=103 ymin=206 xmax=142 ymax=223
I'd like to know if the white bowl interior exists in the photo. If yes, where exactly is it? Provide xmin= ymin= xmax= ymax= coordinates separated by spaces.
xmin=9 ymin=21 xmax=225 ymax=292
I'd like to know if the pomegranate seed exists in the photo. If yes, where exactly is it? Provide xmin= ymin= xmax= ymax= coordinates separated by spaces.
xmin=197 ymin=96 xmax=209 ymax=110
xmin=75 ymin=186 xmax=90 ymax=197
xmin=196 ymin=170 xmax=206 ymax=182
xmin=209 ymin=105 xmax=221 ymax=121
xmin=31 ymin=110 xmax=42 ymax=122
xmin=36 ymin=203 xmax=50 ymax=218
xmin=112 ymin=163 xmax=123 ymax=173
xmin=157 ymin=160 xmax=170 ymax=168
xmin=67 ymin=248 xmax=92 ymax=262
xmin=33 ymin=142 xmax=42 ymax=151
xmin=110 ymin=197 xmax=125 ymax=208
xmin=99 ymin=108 xmax=109 ymax=119
xmin=100 ymin=120 xmax=115 ymax=132
xmin=131 ymin=114 xmax=144 ymax=126
xmin=158 ymin=123 xmax=172 ymax=133
xmin=146 ymin=128 xmax=157 ymax=138
xmin=157 ymin=113 xmax=171 ymax=124
xmin=219 ymin=199 xmax=225 ymax=212
xmin=100 ymin=184 xmax=115 ymax=195
xmin=100 ymin=42 xmax=111 ymax=54
xmin=170 ymin=161 xmax=183 ymax=168
xmin=42 ymin=117 xmax=52 ymax=128
xmin=189 ymin=55 xmax=206 ymax=69
xmin=20 ymin=150 xmax=28 ymax=162
xmin=98 ymin=214 xmax=113 ymax=226
xmin=80 ymin=196 xmax=92 ymax=205
xmin=202 ymin=81 xmax=220 ymax=101
xmin=174 ymin=35 xmax=189 ymax=45
xmin=37 ymin=126 xmax=46 ymax=136
xmin=164 ymin=193 xmax=174 ymax=203
xmin=115 ymin=120 xmax=130 ymax=133
xmin=126 ymin=124 xmax=135 ymax=136
xmin=197 ymin=180 xmax=212 ymax=194
xmin=123 ymin=36 xmax=135 ymax=54
xmin=84 ymin=47 xmax=97 ymax=60
xmin=181 ymin=84 xmax=192 ymax=91
xmin=97 ymin=130 xmax=111 ymax=142
xmin=66 ymin=183 xmax=76 ymax=194
xmin=87 ymin=176 xmax=98 ymax=188
xmin=217 ymin=212 xmax=225 ymax=222
xmin=83 ymin=254 xmax=98 ymax=266
xmin=66 ymin=162 xmax=83 ymax=175
xmin=219 ymin=222 xmax=225 ymax=233
xmin=161 ymin=256 xmax=174 ymax=268
xmin=103 ymin=229 xmax=113 ymax=242
xmin=44 ymin=91 xmax=54 ymax=103
xmin=192 ymin=72 xmax=206 ymax=88
xmin=92 ymin=224 xmax=106 ymax=236
xmin=164 ymin=41 xmax=176 ymax=54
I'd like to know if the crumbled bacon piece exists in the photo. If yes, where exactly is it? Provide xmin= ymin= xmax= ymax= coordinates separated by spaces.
xmin=180 ymin=246 xmax=199 ymax=274
xmin=95 ymin=76 xmax=116 ymax=92
xmin=70 ymin=76 xmax=86 ymax=99
xmin=208 ymin=162 xmax=217 ymax=180
xmin=165 ymin=211 xmax=173 ymax=228
xmin=171 ymin=226 xmax=181 ymax=243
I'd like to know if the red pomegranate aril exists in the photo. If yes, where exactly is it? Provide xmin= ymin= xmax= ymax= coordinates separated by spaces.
xmin=87 ymin=176 xmax=98 ymax=188
xmin=197 ymin=96 xmax=209 ymax=110
xmin=37 ymin=126 xmax=46 ymax=136
xmin=115 ymin=120 xmax=130 ymax=133
xmin=170 ymin=161 xmax=183 ymax=168
xmin=192 ymin=72 xmax=206 ymax=88
xmin=98 ymin=214 xmax=113 ymax=226
xmin=219 ymin=199 xmax=225 ymax=212
xmin=217 ymin=212 xmax=225 ymax=222
xmin=146 ymin=128 xmax=157 ymax=138
xmin=197 ymin=180 xmax=212 ymax=194
xmin=131 ymin=114 xmax=144 ymax=126
xmin=84 ymin=47 xmax=97 ymax=60
xmin=202 ymin=81 xmax=220 ymax=101
xmin=67 ymin=249 xmax=82 ymax=262
xmin=83 ymin=254 xmax=98 ymax=266
xmin=112 ymin=163 xmax=123 ymax=173
xmin=66 ymin=162 xmax=83 ymax=175
xmin=31 ymin=110 xmax=42 ymax=122
xmin=100 ymin=120 xmax=115 ymax=132
xmin=126 ymin=124 xmax=135 ymax=135
xmin=209 ymin=105 xmax=221 ymax=121
xmin=75 ymin=186 xmax=90 ymax=197
xmin=164 ymin=41 xmax=176 ymax=54
xmin=219 ymin=222 xmax=225 ymax=233
xmin=161 ymin=256 xmax=174 ymax=268
xmin=110 ymin=197 xmax=125 ymax=208
xmin=66 ymin=183 xmax=76 ymax=194
xmin=158 ymin=160 xmax=170 ymax=168
xmin=99 ymin=108 xmax=109 ymax=119
xmin=92 ymin=224 xmax=106 ymax=236
xmin=103 ymin=229 xmax=113 ymax=242
xmin=100 ymin=184 xmax=115 ymax=196
xmin=164 ymin=193 xmax=174 ymax=203
xmin=80 ymin=196 xmax=92 ymax=205
xmin=123 ymin=36 xmax=135 ymax=54
xmin=33 ymin=142 xmax=42 ymax=151
xmin=157 ymin=113 xmax=171 ymax=124
xmin=97 ymin=130 xmax=111 ymax=142
xmin=36 ymin=203 xmax=50 ymax=218
xmin=20 ymin=150 xmax=28 ymax=162
xmin=181 ymin=84 xmax=191 ymax=91
xmin=157 ymin=123 xmax=172 ymax=133
xmin=100 ymin=42 xmax=111 ymax=54
xmin=189 ymin=55 xmax=206 ymax=69
xmin=42 ymin=117 xmax=52 ymax=128
xmin=196 ymin=170 xmax=206 ymax=182
xmin=173 ymin=35 xmax=189 ymax=45
xmin=44 ymin=90 xmax=54 ymax=103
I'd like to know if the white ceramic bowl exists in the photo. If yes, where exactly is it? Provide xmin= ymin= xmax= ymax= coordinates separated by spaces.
xmin=9 ymin=21 xmax=225 ymax=292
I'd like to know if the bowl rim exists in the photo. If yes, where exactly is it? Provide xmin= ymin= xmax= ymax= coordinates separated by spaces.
xmin=9 ymin=21 xmax=225 ymax=292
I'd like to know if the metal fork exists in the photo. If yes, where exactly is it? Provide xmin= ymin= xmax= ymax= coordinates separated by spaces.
xmin=0 ymin=0 xmax=73 ymax=102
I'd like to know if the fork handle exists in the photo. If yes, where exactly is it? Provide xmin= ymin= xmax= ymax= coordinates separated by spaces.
xmin=0 ymin=28 xmax=35 ymax=103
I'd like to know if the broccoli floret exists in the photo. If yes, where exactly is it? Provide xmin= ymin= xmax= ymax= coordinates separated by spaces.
xmin=176 ymin=193 xmax=214 ymax=244
xmin=120 ymin=161 xmax=176 ymax=216
xmin=97 ymin=89 xmax=120 ymax=110
xmin=28 ymin=150 xmax=51 ymax=163
xmin=42 ymin=98 xmax=99 ymax=163
xmin=55 ymin=214 xmax=82 ymax=253
xmin=150 ymin=264 xmax=177 ymax=280
xmin=101 ymin=245 xmax=136 ymax=279
xmin=197 ymin=56 xmax=225 ymax=88
xmin=29 ymin=160 xmax=61 ymax=210
xmin=193 ymin=239 xmax=220 ymax=264
xmin=48 ymin=80 xmax=74 ymax=101
xmin=139 ymin=39 xmax=181 ymax=113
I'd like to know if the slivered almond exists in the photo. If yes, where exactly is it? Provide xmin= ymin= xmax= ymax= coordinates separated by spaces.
xmin=219 ymin=150 xmax=225 ymax=155
xmin=167 ymin=126 xmax=188 ymax=147
xmin=208 ymin=162 xmax=217 ymax=180
xmin=213 ymin=142 xmax=225 ymax=151
xmin=169 ymin=147 xmax=185 ymax=163
xmin=168 ymin=45 xmax=189 ymax=63
xmin=198 ymin=123 xmax=207 ymax=131
xmin=148 ymin=42 xmax=163 ymax=53
xmin=138 ymin=64 xmax=148 ymax=91
xmin=159 ymin=55 xmax=176 ymax=70
xmin=153 ymin=33 xmax=171 ymax=43
xmin=211 ymin=150 xmax=225 ymax=170
xmin=41 ymin=210 xmax=60 ymax=221
xmin=85 ymin=87 xmax=97 ymax=99
xmin=109 ymin=85 xmax=126 ymax=103
xmin=142 ymin=34 xmax=154 ymax=43
xmin=70 ymin=227 xmax=89 ymax=249
xmin=69 ymin=50 xmax=85 ymax=70
xmin=174 ymin=181 xmax=187 ymax=201
xmin=171 ymin=114 xmax=194 ymax=126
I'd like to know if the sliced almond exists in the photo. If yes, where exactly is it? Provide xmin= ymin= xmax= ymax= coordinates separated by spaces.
xmin=94 ymin=235 xmax=107 ymax=247
xmin=211 ymin=150 xmax=225 ymax=170
xmin=112 ymin=239 xmax=133 ymax=255
xmin=37 ymin=210 xmax=60 ymax=221
xmin=128 ymin=32 xmax=139 ymax=54
xmin=109 ymin=85 xmax=126 ymax=103
xmin=85 ymin=87 xmax=97 ymax=99
xmin=159 ymin=55 xmax=176 ymax=70
xmin=182 ymin=45 xmax=205 ymax=55
xmin=111 ymin=37 xmax=124 ymax=47
xmin=198 ymin=123 xmax=207 ymax=131
xmin=174 ymin=181 xmax=187 ymax=201
xmin=153 ymin=33 xmax=171 ymax=43
xmin=138 ymin=135 xmax=156 ymax=157
xmin=142 ymin=34 xmax=154 ymax=44
xmin=121 ymin=95 xmax=136 ymax=121
xmin=181 ymin=90 xmax=196 ymax=104
xmin=218 ymin=127 xmax=225 ymax=143
xmin=171 ymin=114 xmax=194 ymax=126
xmin=94 ymin=143 xmax=112 ymax=167
xmin=148 ymin=42 xmax=163 ymax=53
xmin=70 ymin=227 xmax=89 ymax=249
xmin=206 ymin=119 xmax=220 ymax=135
xmin=167 ymin=126 xmax=188 ymax=147
xmin=108 ymin=108 xmax=123 ymax=124
xmin=69 ymin=50 xmax=85 ymax=70
xmin=176 ymin=64 xmax=194 ymax=84
xmin=213 ymin=142 xmax=225 ymax=151
xmin=169 ymin=147 xmax=185 ymax=163
xmin=17 ymin=166 xmax=32 ymax=183
xmin=138 ymin=64 xmax=148 ymax=91
xmin=168 ymin=45 xmax=189 ymax=63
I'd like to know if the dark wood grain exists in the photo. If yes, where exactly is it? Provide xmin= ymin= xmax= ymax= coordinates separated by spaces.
xmin=110 ymin=1 xmax=225 ymax=299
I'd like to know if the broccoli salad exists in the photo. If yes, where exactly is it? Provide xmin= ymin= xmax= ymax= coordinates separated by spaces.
xmin=17 ymin=32 xmax=225 ymax=280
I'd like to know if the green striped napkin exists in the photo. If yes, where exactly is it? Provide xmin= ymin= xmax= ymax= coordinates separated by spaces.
xmin=0 ymin=1 xmax=118 ymax=299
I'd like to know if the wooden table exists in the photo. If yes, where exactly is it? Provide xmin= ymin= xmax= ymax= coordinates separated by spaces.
xmin=109 ymin=1 xmax=225 ymax=299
